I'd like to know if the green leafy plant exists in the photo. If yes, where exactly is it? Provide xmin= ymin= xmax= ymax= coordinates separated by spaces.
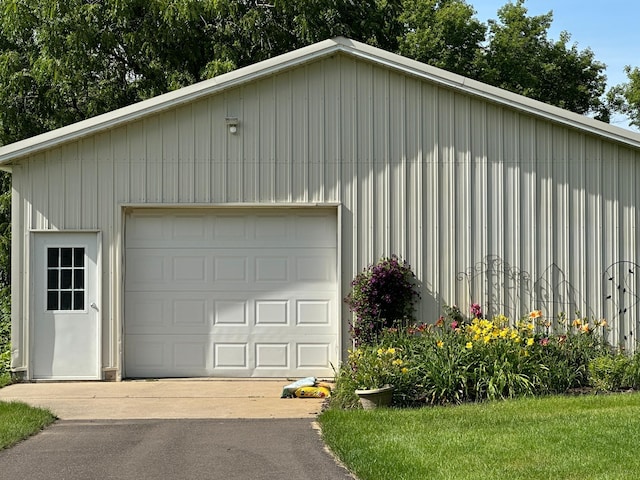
xmin=331 ymin=342 xmax=414 ymax=409
xmin=330 ymin=305 xmax=616 ymax=409
xmin=589 ymin=354 xmax=630 ymax=392
xmin=0 ymin=288 xmax=10 ymax=384
xmin=345 ymin=255 xmax=419 ymax=346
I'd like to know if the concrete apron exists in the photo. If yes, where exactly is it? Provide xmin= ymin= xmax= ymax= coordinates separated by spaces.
xmin=0 ymin=379 xmax=326 ymax=420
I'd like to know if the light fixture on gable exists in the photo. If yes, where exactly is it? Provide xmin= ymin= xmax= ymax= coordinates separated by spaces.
xmin=225 ymin=117 xmax=239 ymax=134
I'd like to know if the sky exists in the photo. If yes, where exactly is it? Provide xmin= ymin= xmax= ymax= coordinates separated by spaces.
xmin=470 ymin=0 xmax=640 ymax=131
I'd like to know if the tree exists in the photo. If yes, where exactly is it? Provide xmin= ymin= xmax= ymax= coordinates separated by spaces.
xmin=608 ymin=66 xmax=640 ymax=129
xmin=398 ymin=0 xmax=486 ymax=77
xmin=480 ymin=0 xmax=607 ymax=118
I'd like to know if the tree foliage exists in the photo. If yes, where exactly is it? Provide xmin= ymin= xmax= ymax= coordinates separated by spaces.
xmin=398 ymin=0 xmax=486 ymax=77
xmin=479 ymin=0 xmax=608 ymax=118
xmin=608 ymin=66 xmax=640 ymax=129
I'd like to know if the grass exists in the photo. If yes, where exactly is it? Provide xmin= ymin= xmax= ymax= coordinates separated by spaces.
xmin=0 ymin=401 xmax=56 ymax=450
xmin=319 ymin=393 xmax=640 ymax=480
xmin=0 ymin=372 xmax=12 ymax=388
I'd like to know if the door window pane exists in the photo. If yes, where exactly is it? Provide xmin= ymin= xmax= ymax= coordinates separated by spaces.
xmin=61 ymin=248 xmax=73 ymax=267
xmin=47 ymin=249 xmax=59 ymax=268
xmin=46 ymin=247 xmax=86 ymax=311
xmin=74 ymin=248 xmax=84 ymax=268
xmin=60 ymin=291 xmax=72 ymax=310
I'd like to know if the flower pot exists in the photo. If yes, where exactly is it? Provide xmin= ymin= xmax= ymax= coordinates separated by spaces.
xmin=354 ymin=385 xmax=394 ymax=409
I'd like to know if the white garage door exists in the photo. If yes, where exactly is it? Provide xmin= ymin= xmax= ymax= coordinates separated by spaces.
xmin=124 ymin=208 xmax=338 ymax=378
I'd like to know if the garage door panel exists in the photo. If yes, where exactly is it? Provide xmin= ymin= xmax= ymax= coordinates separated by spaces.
xmin=127 ymin=210 xmax=335 ymax=249
xmin=126 ymin=333 xmax=337 ymax=378
xmin=126 ymin=249 xmax=335 ymax=292
xmin=125 ymin=209 xmax=338 ymax=378
xmin=126 ymin=294 xmax=335 ymax=334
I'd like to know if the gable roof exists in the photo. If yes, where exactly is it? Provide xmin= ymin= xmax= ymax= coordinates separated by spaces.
xmin=1 ymin=36 xmax=639 ymax=165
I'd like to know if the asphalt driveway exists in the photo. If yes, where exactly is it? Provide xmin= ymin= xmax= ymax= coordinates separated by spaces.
xmin=0 ymin=380 xmax=354 ymax=479
xmin=0 ymin=418 xmax=353 ymax=479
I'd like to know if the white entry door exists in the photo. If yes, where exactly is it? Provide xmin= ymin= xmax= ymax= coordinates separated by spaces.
xmin=32 ymin=232 xmax=100 ymax=379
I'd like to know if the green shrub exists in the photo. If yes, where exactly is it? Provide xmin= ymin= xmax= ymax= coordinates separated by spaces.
xmin=589 ymin=354 xmax=630 ymax=392
xmin=622 ymin=350 xmax=640 ymax=389
xmin=0 ymin=288 xmax=9 ymax=381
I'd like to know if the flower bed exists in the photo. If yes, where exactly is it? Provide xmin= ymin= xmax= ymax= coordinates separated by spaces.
xmin=331 ymin=305 xmax=638 ymax=409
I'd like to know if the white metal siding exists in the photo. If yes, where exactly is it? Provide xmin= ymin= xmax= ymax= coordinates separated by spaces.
xmin=11 ymin=52 xmax=640 ymax=375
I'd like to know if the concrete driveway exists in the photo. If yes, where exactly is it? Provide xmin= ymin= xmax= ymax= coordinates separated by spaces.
xmin=0 ymin=380 xmax=355 ymax=479
xmin=0 ymin=379 xmax=325 ymax=419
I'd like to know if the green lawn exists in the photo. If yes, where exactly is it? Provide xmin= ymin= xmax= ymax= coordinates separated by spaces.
xmin=0 ymin=401 xmax=56 ymax=450
xmin=319 ymin=393 xmax=640 ymax=480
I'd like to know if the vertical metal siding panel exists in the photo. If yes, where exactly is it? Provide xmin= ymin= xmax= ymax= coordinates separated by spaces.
xmin=112 ymin=126 xmax=130 ymax=204
xmin=389 ymin=72 xmax=406 ymax=257
xmin=291 ymin=66 xmax=309 ymax=203
xmin=503 ymin=110 xmax=519 ymax=281
xmin=12 ymin=163 xmax=26 ymax=369
xmin=454 ymin=93 xmax=471 ymax=305
xmin=242 ymin=83 xmax=259 ymax=202
xmin=307 ymin=61 xmax=325 ymax=204
xmin=275 ymin=72 xmax=292 ymax=202
xmin=535 ymin=121 xmax=554 ymax=315
xmin=355 ymin=61 xmax=374 ymax=268
xmin=61 ymin=143 xmax=81 ymax=229
xmin=620 ymin=148 xmax=637 ymax=350
xmin=80 ymin=137 xmax=98 ymax=228
xmin=519 ymin=116 xmax=536 ymax=313
xmin=210 ymin=95 xmax=228 ymax=203
xmin=437 ymin=88 xmax=456 ymax=305
xmin=177 ymin=104 xmax=195 ymax=203
xmin=161 ymin=110 xmax=178 ymax=203
xmin=47 ymin=149 xmax=64 ymax=229
xmin=634 ymin=151 xmax=640 ymax=348
xmin=568 ymin=133 xmax=587 ymax=316
xmin=405 ymin=77 xmax=422 ymax=286
xmin=601 ymin=142 xmax=619 ymax=345
xmin=339 ymin=58 xmax=356 ymax=206
xmin=324 ymin=58 xmax=341 ymax=203
xmin=128 ymin=121 xmax=146 ymax=203
xmin=486 ymin=104 xmax=504 ymax=276
xmin=258 ymin=78 xmax=276 ymax=202
xmin=193 ymin=99 xmax=211 ymax=203
xmin=373 ymin=67 xmax=390 ymax=255
xmin=585 ymin=137 xmax=602 ymax=319
xmin=552 ymin=126 xmax=570 ymax=317
xmin=30 ymin=154 xmax=48 ymax=229
xmin=144 ymin=116 xmax=162 ymax=203
xmin=470 ymin=99 xmax=488 ymax=305
xmin=422 ymin=83 xmax=439 ymax=314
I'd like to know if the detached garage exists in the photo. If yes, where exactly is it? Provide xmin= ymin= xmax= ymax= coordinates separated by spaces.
xmin=2 ymin=37 xmax=640 ymax=381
